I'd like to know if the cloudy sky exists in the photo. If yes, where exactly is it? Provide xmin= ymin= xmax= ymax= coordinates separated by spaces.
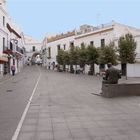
xmin=7 ymin=0 xmax=140 ymax=41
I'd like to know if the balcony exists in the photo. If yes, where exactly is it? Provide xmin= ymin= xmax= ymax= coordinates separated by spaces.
xmin=3 ymin=46 xmax=12 ymax=54
xmin=16 ymin=46 xmax=24 ymax=54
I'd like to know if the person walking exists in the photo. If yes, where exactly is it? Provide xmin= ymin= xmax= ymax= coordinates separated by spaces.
xmin=11 ymin=65 xmax=16 ymax=76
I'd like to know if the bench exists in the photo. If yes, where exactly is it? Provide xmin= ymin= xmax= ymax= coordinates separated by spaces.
xmin=102 ymin=83 xmax=140 ymax=98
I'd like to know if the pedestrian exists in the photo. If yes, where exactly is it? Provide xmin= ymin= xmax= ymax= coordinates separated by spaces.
xmin=11 ymin=65 xmax=16 ymax=76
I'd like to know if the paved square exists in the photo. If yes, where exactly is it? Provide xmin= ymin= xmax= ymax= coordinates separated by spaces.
xmin=17 ymin=69 xmax=140 ymax=140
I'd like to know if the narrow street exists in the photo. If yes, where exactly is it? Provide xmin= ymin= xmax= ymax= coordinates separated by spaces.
xmin=1 ymin=66 xmax=140 ymax=140
xmin=0 ymin=66 xmax=40 ymax=140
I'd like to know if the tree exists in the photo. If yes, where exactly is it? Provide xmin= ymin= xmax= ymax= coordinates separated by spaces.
xmin=56 ymin=49 xmax=64 ymax=65
xmin=98 ymin=42 xmax=118 ymax=65
xmin=63 ymin=51 xmax=70 ymax=71
xmin=69 ymin=46 xmax=79 ymax=73
xmin=63 ymin=51 xmax=70 ymax=65
xmin=78 ymin=44 xmax=87 ymax=71
xmin=118 ymin=33 xmax=136 ymax=63
xmin=56 ymin=49 xmax=65 ymax=71
xmin=118 ymin=33 xmax=137 ymax=76
xmin=86 ymin=45 xmax=99 ymax=75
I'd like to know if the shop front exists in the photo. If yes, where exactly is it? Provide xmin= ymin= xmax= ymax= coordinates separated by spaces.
xmin=0 ymin=54 xmax=8 ymax=78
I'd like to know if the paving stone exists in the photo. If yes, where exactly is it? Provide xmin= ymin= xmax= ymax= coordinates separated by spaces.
xmin=20 ymin=124 xmax=36 ymax=132
xmin=109 ymin=135 xmax=130 ymax=140
xmin=53 ymin=130 xmax=72 ymax=140
xmin=24 ymin=118 xmax=37 ymax=125
xmin=37 ymin=131 xmax=53 ymax=140
xmin=18 ymin=132 xmax=35 ymax=140
xmin=16 ymin=70 xmax=140 ymax=140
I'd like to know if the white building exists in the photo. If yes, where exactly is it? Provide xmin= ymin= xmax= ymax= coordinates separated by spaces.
xmin=22 ymin=34 xmax=42 ymax=65
xmin=42 ymin=31 xmax=75 ymax=69
xmin=42 ymin=21 xmax=140 ymax=77
xmin=7 ymin=23 xmax=25 ymax=74
xmin=75 ymin=21 xmax=140 ymax=76
xmin=0 ymin=0 xmax=25 ymax=77
xmin=0 ymin=0 xmax=9 ymax=78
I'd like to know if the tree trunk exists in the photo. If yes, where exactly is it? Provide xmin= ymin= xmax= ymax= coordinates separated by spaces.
xmin=121 ymin=63 xmax=126 ymax=76
xmin=63 ymin=65 xmax=66 ymax=71
xmin=70 ymin=65 xmax=74 ymax=73
xmin=88 ymin=64 xmax=94 ymax=75
xmin=91 ymin=64 xmax=95 ymax=75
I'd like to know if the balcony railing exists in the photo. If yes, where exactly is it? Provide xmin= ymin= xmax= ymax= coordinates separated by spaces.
xmin=16 ymin=46 xmax=24 ymax=54
xmin=3 ymin=46 xmax=13 ymax=54
xmin=76 ymin=22 xmax=114 ymax=35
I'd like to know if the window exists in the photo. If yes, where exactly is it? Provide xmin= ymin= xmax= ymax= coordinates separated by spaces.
xmin=3 ymin=37 xmax=5 ymax=51
xmin=101 ymin=39 xmax=105 ymax=47
xmin=48 ymin=47 xmax=51 ymax=58
xmin=13 ymin=59 xmax=15 ymax=65
xmin=32 ymin=46 xmax=36 ymax=52
xmin=57 ymin=45 xmax=60 ymax=51
xmin=63 ymin=44 xmax=66 ymax=50
xmin=3 ymin=16 xmax=5 ymax=26
xmin=81 ymin=42 xmax=84 ymax=47
xmin=10 ymin=42 xmax=13 ymax=50
xmin=90 ymin=41 xmax=94 ymax=46
xmin=70 ymin=42 xmax=74 ymax=48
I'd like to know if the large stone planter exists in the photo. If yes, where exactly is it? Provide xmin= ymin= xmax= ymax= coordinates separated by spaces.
xmin=102 ymin=83 xmax=140 ymax=98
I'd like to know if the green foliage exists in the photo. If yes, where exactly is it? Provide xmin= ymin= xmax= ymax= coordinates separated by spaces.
xmin=69 ymin=46 xmax=79 ymax=65
xmin=98 ymin=42 xmax=117 ymax=65
xmin=63 ymin=51 xmax=70 ymax=65
xmin=86 ymin=45 xmax=99 ymax=75
xmin=56 ymin=49 xmax=64 ymax=65
xmin=78 ymin=44 xmax=87 ymax=67
xmin=86 ymin=45 xmax=99 ymax=65
xmin=118 ymin=33 xmax=137 ymax=64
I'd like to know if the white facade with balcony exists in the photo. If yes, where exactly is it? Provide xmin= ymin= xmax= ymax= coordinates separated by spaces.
xmin=0 ymin=0 xmax=25 ymax=77
xmin=42 ymin=21 xmax=140 ymax=77
xmin=74 ymin=21 xmax=140 ymax=76
xmin=0 ymin=0 xmax=10 ymax=77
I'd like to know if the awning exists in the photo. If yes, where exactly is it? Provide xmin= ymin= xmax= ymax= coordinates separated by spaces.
xmin=7 ymin=23 xmax=21 ymax=38
xmin=0 ymin=54 xmax=8 ymax=63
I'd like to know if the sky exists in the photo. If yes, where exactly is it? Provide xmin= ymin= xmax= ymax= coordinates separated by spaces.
xmin=7 ymin=0 xmax=140 ymax=41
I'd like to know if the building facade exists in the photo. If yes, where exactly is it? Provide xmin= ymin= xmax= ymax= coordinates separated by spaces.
xmin=42 ymin=21 xmax=140 ymax=77
xmin=0 ymin=0 xmax=25 ymax=78
xmin=41 ymin=31 xmax=75 ymax=69
xmin=0 ymin=0 xmax=9 ymax=78
xmin=22 ymin=34 xmax=42 ymax=65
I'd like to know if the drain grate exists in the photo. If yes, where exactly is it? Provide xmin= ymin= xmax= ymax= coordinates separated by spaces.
xmin=6 ymin=90 xmax=13 ymax=92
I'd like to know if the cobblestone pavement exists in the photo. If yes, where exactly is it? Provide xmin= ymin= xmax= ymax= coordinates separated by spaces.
xmin=17 ymin=68 xmax=140 ymax=140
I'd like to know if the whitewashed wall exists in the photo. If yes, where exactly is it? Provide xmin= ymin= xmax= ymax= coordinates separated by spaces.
xmin=75 ymin=28 xmax=115 ymax=48
xmin=24 ymin=43 xmax=41 ymax=53
xmin=127 ymin=63 xmax=140 ymax=77
xmin=44 ymin=22 xmax=140 ymax=77
xmin=46 ymin=35 xmax=75 ymax=65
xmin=0 ymin=5 xmax=9 ymax=54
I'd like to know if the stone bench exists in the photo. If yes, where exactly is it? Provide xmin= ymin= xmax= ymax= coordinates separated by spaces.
xmin=102 ymin=83 xmax=140 ymax=98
